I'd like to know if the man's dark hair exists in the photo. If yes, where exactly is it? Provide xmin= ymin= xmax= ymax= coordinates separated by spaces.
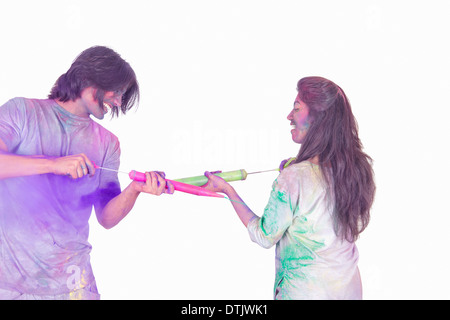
xmin=49 ymin=46 xmax=139 ymax=117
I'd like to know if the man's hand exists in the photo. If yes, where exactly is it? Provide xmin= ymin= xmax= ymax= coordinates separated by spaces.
xmin=131 ymin=171 xmax=175 ymax=195
xmin=50 ymin=153 xmax=96 ymax=179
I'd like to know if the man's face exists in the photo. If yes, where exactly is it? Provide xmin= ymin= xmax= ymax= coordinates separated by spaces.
xmin=101 ymin=90 xmax=125 ymax=117
xmin=82 ymin=88 xmax=124 ymax=120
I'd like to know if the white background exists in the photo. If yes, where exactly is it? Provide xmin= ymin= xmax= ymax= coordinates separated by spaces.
xmin=1 ymin=0 xmax=449 ymax=299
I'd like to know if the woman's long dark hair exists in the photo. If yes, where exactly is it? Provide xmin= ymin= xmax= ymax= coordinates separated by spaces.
xmin=294 ymin=77 xmax=375 ymax=242
xmin=48 ymin=46 xmax=139 ymax=117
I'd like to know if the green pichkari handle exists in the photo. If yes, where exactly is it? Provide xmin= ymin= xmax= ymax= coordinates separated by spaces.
xmin=173 ymin=169 xmax=248 ymax=186
xmin=173 ymin=157 xmax=297 ymax=186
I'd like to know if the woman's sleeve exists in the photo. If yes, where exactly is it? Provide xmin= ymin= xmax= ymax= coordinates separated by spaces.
xmin=247 ymin=171 xmax=298 ymax=249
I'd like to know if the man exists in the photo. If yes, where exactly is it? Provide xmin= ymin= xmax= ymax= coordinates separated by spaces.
xmin=0 ymin=46 xmax=173 ymax=299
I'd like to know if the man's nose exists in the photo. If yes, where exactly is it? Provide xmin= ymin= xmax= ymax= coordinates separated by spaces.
xmin=113 ymin=96 xmax=122 ymax=107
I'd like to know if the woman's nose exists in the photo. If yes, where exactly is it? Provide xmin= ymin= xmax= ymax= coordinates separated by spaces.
xmin=287 ymin=110 xmax=293 ymax=120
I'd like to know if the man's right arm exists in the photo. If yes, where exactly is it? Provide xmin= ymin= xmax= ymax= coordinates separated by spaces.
xmin=0 ymin=138 xmax=95 ymax=180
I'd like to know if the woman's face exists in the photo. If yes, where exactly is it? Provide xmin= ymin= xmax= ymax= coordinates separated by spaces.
xmin=287 ymin=94 xmax=311 ymax=144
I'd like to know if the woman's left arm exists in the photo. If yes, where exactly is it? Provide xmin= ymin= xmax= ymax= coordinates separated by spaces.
xmin=203 ymin=171 xmax=293 ymax=249
xmin=203 ymin=171 xmax=257 ymax=227
xmin=247 ymin=182 xmax=294 ymax=249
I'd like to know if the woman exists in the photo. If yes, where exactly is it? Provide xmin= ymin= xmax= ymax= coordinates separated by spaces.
xmin=204 ymin=76 xmax=375 ymax=299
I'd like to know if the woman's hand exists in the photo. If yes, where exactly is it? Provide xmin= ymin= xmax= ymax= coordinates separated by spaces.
xmin=202 ymin=171 xmax=233 ymax=195
xmin=203 ymin=171 xmax=256 ymax=227
xmin=279 ymin=157 xmax=296 ymax=171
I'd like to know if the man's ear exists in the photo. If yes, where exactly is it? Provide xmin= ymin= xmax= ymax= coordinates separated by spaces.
xmin=81 ymin=87 xmax=98 ymax=103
